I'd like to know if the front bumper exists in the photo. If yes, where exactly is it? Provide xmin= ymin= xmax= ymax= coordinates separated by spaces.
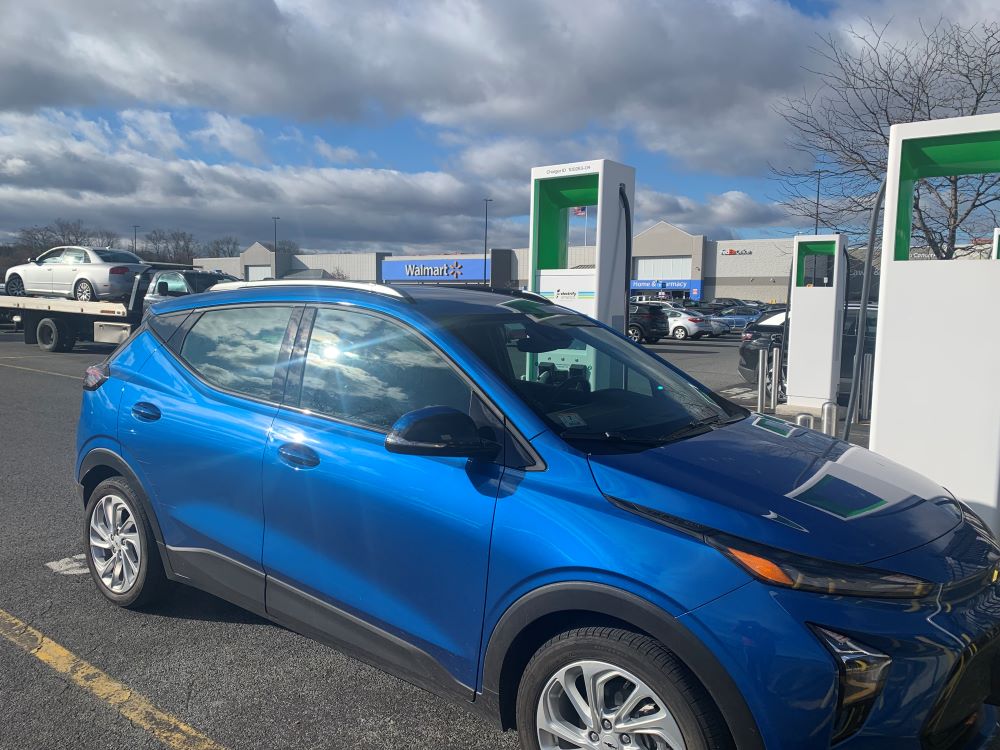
xmin=680 ymin=578 xmax=1000 ymax=749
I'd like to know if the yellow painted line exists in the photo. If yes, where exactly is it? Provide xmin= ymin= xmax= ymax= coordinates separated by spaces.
xmin=0 ymin=362 xmax=79 ymax=379
xmin=0 ymin=608 xmax=227 ymax=750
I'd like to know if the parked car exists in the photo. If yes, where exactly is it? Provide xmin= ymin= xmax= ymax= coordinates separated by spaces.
xmin=703 ymin=316 xmax=732 ymax=337
xmin=626 ymin=302 xmax=670 ymax=343
xmin=712 ymin=305 xmax=761 ymax=332
xmin=4 ymin=246 xmax=147 ymax=301
xmin=77 ymin=282 xmax=1000 ymax=749
xmin=143 ymin=269 xmax=240 ymax=310
xmin=663 ymin=308 xmax=713 ymax=340
xmin=738 ymin=305 xmax=878 ymax=402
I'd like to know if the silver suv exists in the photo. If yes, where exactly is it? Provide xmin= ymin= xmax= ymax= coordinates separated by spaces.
xmin=4 ymin=246 xmax=147 ymax=301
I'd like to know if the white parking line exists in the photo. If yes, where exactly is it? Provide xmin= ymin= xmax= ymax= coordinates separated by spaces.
xmin=0 ymin=362 xmax=79 ymax=379
xmin=45 ymin=554 xmax=89 ymax=575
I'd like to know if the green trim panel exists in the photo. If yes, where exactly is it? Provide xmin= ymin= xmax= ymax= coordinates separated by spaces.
xmin=531 ymin=173 xmax=599 ymax=274
xmin=894 ymin=129 xmax=1000 ymax=260
xmin=795 ymin=240 xmax=836 ymax=287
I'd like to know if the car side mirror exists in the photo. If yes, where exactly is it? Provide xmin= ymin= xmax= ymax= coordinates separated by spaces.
xmin=385 ymin=406 xmax=500 ymax=459
xmin=156 ymin=281 xmax=169 ymax=296
xmin=27 ymin=257 xmax=36 ymax=263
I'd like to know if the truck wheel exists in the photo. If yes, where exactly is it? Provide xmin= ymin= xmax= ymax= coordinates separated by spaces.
xmin=36 ymin=317 xmax=76 ymax=353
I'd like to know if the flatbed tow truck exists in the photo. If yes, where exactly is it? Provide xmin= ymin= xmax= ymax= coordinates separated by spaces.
xmin=0 ymin=264 xmax=185 ymax=352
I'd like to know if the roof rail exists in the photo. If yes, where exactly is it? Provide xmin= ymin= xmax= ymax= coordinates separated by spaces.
xmin=209 ymin=279 xmax=412 ymax=301
xmin=394 ymin=283 xmax=551 ymax=305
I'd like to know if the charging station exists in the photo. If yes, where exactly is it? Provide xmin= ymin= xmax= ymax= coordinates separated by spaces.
xmin=528 ymin=159 xmax=635 ymax=327
xmin=870 ymin=113 xmax=1000 ymax=508
xmin=525 ymin=159 xmax=635 ymax=389
xmin=785 ymin=234 xmax=847 ymax=411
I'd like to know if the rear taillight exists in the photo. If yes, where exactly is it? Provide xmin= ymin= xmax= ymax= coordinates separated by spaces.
xmin=741 ymin=332 xmax=753 ymax=341
xmin=83 ymin=363 xmax=110 ymax=391
xmin=109 ymin=266 xmax=130 ymax=275
xmin=688 ymin=317 xmax=704 ymax=323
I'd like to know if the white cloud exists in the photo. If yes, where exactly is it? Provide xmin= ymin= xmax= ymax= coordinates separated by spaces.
xmin=192 ymin=113 xmax=265 ymax=163
xmin=313 ymin=137 xmax=361 ymax=164
xmin=120 ymin=110 xmax=185 ymax=155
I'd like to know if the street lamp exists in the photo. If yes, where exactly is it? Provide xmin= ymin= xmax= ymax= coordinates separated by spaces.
xmin=482 ymin=198 xmax=493 ymax=286
xmin=272 ymin=216 xmax=280 ymax=253
xmin=132 ymin=225 xmax=140 ymax=253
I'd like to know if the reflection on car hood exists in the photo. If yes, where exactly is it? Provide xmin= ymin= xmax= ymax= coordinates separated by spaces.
xmin=588 ymin=415 xmax=964 ymax=566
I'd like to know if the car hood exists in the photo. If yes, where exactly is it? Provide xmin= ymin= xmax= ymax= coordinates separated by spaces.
xmin=588 ymin=415 xmax=964 ymax=566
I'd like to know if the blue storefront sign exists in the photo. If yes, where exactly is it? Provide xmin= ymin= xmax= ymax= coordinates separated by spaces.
xmin=381 ymin=257 xmax=490 ymax=283
xmin=630 ymin=279 xmax=702 ymax=299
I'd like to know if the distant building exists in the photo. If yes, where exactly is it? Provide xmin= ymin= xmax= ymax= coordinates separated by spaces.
xmin=193 ymin=222 xmax=798 ymax=303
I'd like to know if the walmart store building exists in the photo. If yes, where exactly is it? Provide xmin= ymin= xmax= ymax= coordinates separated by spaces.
xmin=194 ymin=222 xmax=794 ymax=303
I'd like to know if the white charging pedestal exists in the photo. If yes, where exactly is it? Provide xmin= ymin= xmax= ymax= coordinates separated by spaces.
xmin=785 ymin=234 xmax=847 ymax=412
xmin=870 ymin=113 xmax=1000 ymax=513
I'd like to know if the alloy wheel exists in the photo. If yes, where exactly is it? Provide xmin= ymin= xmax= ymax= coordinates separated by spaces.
xmin=6 ymin=276 xmax=25 ymax=296
xmin=536 ymin=659 xmax=686 ymax=750
xmin=627 ymin=326 xmax=642 ymax=343
xmin=672 ymin=327 xmax=687 ymax=340
xmin=75 ymin=281 xmax=93 ymax=301
xmin=89 ymin=494 xmax=142 ymax=594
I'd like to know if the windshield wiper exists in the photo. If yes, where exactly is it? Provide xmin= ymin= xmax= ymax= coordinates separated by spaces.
xmin=654 ymin=413 xmax=744 ymax=443
xmin=558 ymin=430 xmax=669 ymax=445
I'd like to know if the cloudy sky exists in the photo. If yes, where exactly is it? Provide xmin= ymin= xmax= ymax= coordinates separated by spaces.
xmin=0 ymin=0 xmax=992 ymax=253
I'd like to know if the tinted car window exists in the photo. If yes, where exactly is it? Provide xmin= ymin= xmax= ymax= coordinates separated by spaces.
xmin=298 ymin=307 xmax=472 ymax=431
xmin=185 ymin=273 xmax=223 ymax=293
xmin=93 ymin=249 xmax=142 ymax=263
xmin=180 ymin=306 xmax=293 ymax=400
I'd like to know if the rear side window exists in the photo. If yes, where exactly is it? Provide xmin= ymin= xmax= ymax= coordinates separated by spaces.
xmin=180 ymin=306 xmax=294 ymax=400
xmin=94 ymin=249 xmax=142 ymax=263
xmin=297 ymin=307 xmax=472 ymax=431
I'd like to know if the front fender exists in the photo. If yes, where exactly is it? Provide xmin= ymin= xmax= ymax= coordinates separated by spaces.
xmin=479 ymin=580 xmax=763 ymax=750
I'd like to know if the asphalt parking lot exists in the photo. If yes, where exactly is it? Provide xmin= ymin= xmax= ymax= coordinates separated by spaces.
xmin=0 ymin=328 xmax=746 ymax=750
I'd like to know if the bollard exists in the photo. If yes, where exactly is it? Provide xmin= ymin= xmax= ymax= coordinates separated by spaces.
xmin=795 ymin=414 xmax=814 ymax=429
xmin=859 ymin=353 xmax=874 ymax=421
xmin=821 ymin=401 xmax=837 ymax=436
xmin=769 ymin=346 xmax=782 ymax=412
xmin=756 ymin=348 xmax=768 ymax=413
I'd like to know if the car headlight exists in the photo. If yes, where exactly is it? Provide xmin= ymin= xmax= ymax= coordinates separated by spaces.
xmin=710 ymin=535 xmax=934 ymax=599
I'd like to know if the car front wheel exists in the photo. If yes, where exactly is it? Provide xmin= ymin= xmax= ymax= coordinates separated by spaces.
xmin=5 ymin=274 xmax=25 ymax=296
xmin=517 ymin=627 xmax=732 ymax=750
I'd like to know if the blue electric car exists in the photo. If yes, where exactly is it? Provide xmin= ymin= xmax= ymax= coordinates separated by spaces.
xmin=76 ymin=281 xmax=1000 ymax=750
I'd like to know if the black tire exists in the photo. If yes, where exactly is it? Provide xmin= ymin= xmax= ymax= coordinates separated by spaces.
xmin=5 ymin=274 xmax=25 ymax=296
xmin=516 ymin=627 xmax=733 ymax=750
xmin=672 ymin=326 xmax=688 ymax=340
xmin=36 ymin=317 xmax=76 ymax=352
xmin=84 ymin=476 xmax=168 ymax=609
xmin=74 ymin=278 xmax=96 ymax=301
xmin=626 ymin=325 xmax=644 ymax=344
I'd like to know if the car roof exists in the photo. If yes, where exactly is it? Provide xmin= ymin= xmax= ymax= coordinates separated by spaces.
xmin=150 ymin=282 xmax=558 ymax=320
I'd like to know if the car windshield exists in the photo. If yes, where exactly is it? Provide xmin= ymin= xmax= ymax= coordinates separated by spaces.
xmin=93 ymin=249 xmax=142 ymax=263
xmin=447 ymin=303 xmax=742 ymax=446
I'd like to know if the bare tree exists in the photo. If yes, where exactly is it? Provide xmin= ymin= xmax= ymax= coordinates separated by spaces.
xmin=774 ymin=20 xmax=1000 ymax=258
xmin=92 ymin=228 xmax=120 ymax=248
xmin=142 ymin=229 xmax=170 ymax=260
xmin=263 ymin=240 xmax=300 ymax=254
xmin=205 ymin=236 xmax=243 ymax=257
xmin=15 ymin=225 xmax=56 ymax=254
xmin=51 ymin=218 xmax=93 ymax=246
xmin=166 ymin=230 xmax=199 ymax=263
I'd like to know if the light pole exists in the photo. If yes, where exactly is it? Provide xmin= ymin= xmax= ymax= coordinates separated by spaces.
xmin=132 ymin=225 xmax=140 ymax=253
xmin=272 ymin=216 xmax=280 ymax=252
xmin=482 ymin=198 xmax=493 ymax=285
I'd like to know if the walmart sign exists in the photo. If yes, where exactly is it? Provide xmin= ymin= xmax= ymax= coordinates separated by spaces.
xmin=381 ymin=258 xmax=490 ymax=282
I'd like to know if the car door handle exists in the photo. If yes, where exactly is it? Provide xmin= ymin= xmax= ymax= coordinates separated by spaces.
xmin=131 ymin=402 xmax=161 ymax=422
xmin=277 ymin=443 xmax=320 ymax=468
